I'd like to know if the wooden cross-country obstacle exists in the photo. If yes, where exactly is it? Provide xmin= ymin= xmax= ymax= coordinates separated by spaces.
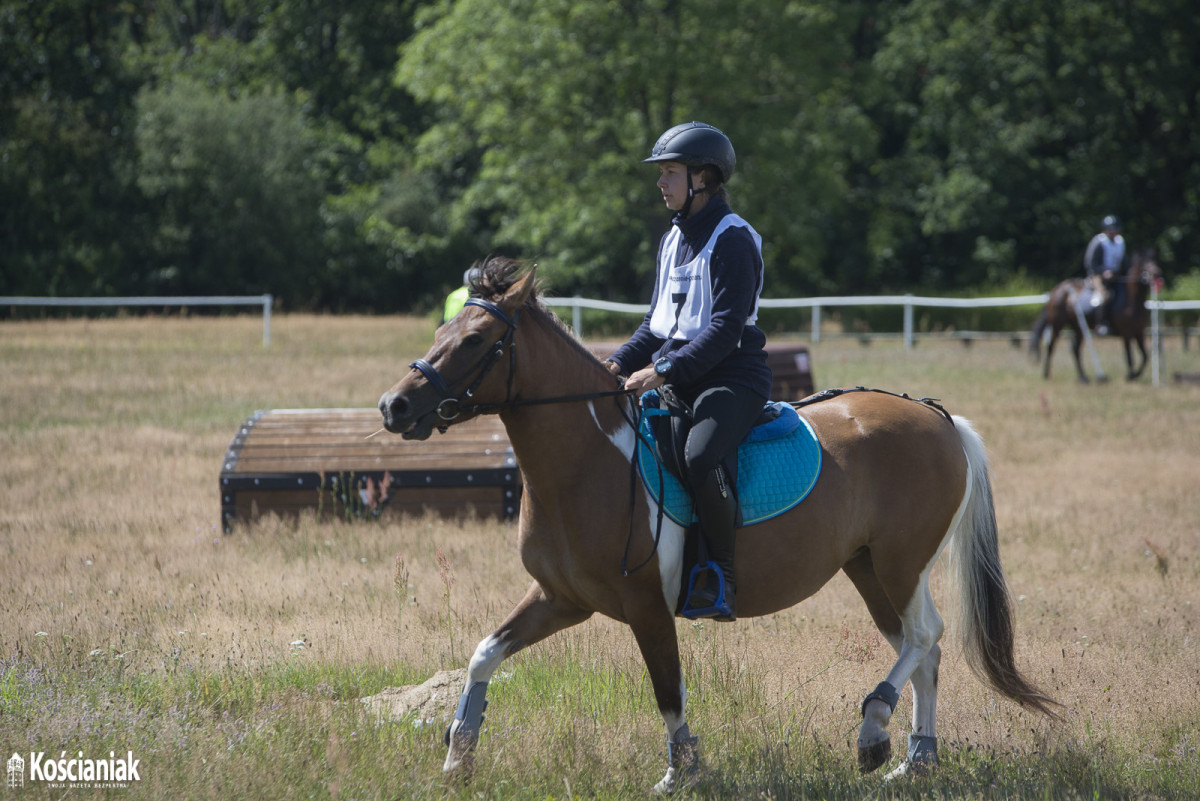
xmin=219 ymin=409 xmax=520 ymax=531
xmin=219 ymin=344 xmax=813 ymax=531
xmin=763 ymin=342 xmax=815 ymax=400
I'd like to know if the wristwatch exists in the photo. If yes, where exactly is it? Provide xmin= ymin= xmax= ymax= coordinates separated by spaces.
xmin=654 ymin=357 xmax=673 ymax=381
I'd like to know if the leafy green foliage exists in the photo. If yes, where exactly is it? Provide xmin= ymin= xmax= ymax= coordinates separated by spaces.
xmin=135 ymin=79 xmax=326 ymax=299
xmin=2 ymin=0 xmax=1198 ymax=310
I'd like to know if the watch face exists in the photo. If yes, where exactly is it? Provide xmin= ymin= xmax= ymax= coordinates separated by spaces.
xmin=655 ymin=358 xmax=672 ymax=377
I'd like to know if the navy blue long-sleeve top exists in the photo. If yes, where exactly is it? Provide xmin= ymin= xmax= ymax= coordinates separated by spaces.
xmin=609 ymin=196 xmax=772 ymax=400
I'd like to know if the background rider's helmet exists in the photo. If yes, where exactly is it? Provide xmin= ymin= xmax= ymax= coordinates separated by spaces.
xmin=1102 ymin=215 xmax=1121 ymax=231
xmin=643 ymin=122 xmax=736 ymax=184
xmin=462 ymin=266 xmax=483 ymax=288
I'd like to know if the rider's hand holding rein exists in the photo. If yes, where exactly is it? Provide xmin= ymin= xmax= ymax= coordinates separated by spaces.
xmin=605 ymin=358 xmax=665 ymax=397
xmin=622 ymin=364 xmax=667 ymax=397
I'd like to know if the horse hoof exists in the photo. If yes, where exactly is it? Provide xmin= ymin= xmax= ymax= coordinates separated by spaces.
xmin=442 ymin=751 xmax=476 ymax=783
xmin=443 ymin=722 xmax=479 ymax=781
xmin=652 ymin=765 xmax=697 ymax=795
xmin=885 ymin=734 xmax=938 ymax=780
xmin=858 ymin=736 xmax=891 ymax=773
xmin=885 ymin=758 xmax=934 ymax=781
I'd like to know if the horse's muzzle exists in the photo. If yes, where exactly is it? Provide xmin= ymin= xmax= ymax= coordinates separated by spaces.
xmin=379 ymin=391 xmax=430 ymax=439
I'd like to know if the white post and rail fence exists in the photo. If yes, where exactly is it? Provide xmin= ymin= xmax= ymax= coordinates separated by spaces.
xmin=3 ymin=292 xmax=1197 ymax=385
xmin=0 ymin=294 xmax=274 ymax=345
xmin=542 ymin=292 xmax=1200 ymax=387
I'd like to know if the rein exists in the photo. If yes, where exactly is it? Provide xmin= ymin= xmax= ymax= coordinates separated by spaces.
xmin=409 ymin=296 xmax=663 ymax=576
xmin=409 ymin=297 xmax=630 ymax=428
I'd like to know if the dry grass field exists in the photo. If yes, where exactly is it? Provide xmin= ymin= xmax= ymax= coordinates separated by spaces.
xmin=2 ymin=311 xmax=1199 ymax=799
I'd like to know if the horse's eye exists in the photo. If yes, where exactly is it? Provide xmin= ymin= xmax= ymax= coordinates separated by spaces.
xmin=464 ymin=333 xmax=484 ymax=347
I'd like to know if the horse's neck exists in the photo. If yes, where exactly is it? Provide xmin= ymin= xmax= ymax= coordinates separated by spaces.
xmin=499 ymin=310 xmax=632 ymax=491
xmin=1125 ymin=267 xmax=1147 ymax=300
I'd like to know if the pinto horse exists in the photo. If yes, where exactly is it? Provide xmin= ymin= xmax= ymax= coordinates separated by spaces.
xmin=1030 ymin=249 xmax=1162 ymax=382
xmin=379 ymin=256 xmax=1057 ymax=792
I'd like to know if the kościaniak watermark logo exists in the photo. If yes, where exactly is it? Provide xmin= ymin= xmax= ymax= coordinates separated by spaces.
xmin=7 ymin=749 xmax=142 ymax=790
xmin=6 ymin=754 xmax=24 ymax=789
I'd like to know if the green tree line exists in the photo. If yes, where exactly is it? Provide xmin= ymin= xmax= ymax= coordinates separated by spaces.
xmin=2 ymin=0 xmax=1197 ymax=312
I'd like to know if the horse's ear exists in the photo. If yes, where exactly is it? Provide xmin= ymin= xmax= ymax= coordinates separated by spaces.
xmin=501 ymin=264 xmax=538 ymax=313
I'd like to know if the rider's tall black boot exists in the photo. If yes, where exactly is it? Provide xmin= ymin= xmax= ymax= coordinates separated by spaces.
xmin=686 ymin=465 xmax=738 ymax=621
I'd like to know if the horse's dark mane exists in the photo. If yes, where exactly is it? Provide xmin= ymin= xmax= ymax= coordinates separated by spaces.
xmin=467 ymin=255 xmax=533 ymax=299
xmin=464 ymin=255 xmax=613 ymax=374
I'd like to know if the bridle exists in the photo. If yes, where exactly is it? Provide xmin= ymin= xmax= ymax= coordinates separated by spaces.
xmin=408 ymin=297 xmax=631 ymax=429
xmin=408 ymin=295 xmax=669 ymax=577
xmin=409 ymin=298 xmax=521 ymax=424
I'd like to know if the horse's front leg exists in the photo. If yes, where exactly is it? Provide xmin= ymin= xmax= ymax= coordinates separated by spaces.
xmin=627 ymin=603 xmax=694 ymax=795
xmin=1126 ymin=335 xmax=1148 ymax=380
xmin=444 ymin=581 xmax=591 ymax=778
xmin=1067 ymin=326 xmax=1094 ymax=383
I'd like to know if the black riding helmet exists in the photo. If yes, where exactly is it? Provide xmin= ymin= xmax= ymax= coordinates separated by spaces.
xmin=643 ymin=121 xmax=736 ymax=184
xmin=644 ymin=122 xmax=736 ymax=216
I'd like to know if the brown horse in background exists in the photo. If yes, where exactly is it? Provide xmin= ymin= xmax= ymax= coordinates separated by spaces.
xmin=1030 ymin=249 xmax=1162 ymax=382
xmin=379 ymin=256 xmax=1057 ymax=793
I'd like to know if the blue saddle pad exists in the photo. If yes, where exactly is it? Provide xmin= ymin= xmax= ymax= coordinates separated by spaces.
xmin=636 ymin=396 xmax=822 ymax=527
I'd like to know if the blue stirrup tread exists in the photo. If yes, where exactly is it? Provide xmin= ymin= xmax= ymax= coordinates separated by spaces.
xmin=679 ymin=560 xmax=733 ymax=620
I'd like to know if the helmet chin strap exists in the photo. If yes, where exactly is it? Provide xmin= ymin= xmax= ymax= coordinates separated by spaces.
xmin=681 ymin=168 xmax=704 ymax=217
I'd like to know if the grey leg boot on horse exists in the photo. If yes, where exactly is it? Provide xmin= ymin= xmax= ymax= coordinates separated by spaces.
xmin=684 ymin=465 xmax=738 ymax=621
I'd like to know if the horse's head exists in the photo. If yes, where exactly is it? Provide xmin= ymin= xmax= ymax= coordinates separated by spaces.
xmin=1132 ymin=248 xmax=1163 ymax=289
xmin=379 ymin=257 xmax=538 ymax=440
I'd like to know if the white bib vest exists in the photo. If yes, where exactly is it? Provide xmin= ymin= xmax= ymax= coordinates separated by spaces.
xmin=1086 ymin=233 xmax=1125 ymax=274
xmin=648 ymin=214 xmax=764 ymax=341
xmin=1098 ymin=235 xmax=1125 ymax=271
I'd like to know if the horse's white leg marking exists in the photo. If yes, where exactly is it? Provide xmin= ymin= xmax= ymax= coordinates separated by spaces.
xmin=882 ymin=569 xmax=945 ymax=703
xmin=651 ymin=676 xmax=696 ymax=795
xmin=444 ymin=634 xmax=507 ymax=773
xmin=862 ymin=457 xmax=968 ymax=772
xmin=465 ymin=633 xmax=507 ymax=684
xmin=660 ymin=676 xmax=687 ymax=740
xmin=588 ymin=402 xmax=685 ymax=613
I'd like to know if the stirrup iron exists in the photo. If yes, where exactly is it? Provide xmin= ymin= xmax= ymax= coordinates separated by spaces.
xmin=681 ymin=560 xmax=733 ymax=620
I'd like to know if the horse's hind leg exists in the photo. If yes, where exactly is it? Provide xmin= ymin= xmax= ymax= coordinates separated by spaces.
xmin=1043 ymin=324 xmax=1062 ymax=379
xmin=884 ymin=582 xmax=942 ymax=779
xmin=443 ymin=581 xmax=591 ymax=778
xmin=843 ymin=550 xmax=944 ymax=775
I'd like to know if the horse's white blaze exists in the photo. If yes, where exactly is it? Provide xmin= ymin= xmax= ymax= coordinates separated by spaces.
xmin=588 ymin=401 xmax=686 ymax=613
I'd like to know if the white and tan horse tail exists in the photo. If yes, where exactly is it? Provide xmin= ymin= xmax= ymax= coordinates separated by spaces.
xmin=949 ymin=416 xmax=1061 ymax=718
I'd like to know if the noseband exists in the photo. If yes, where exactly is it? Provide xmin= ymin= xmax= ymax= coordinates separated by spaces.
xmin=409 ymin=298 xmax=521 ymax=424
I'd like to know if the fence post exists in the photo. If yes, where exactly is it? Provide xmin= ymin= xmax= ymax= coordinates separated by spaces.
xmin=811 ymin=305 xmax=821 ymax=344
xmin=263 ymin=294 xmax=273 ymax=347
xmin=573 ymin=298 xmax=582 ymax=335
xmin=904 ymin=296 xmax=914 ymax=350
xmin=1151 ymin=285 xmax=1160 ymax=387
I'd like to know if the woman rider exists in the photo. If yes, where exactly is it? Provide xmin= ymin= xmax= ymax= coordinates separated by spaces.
xmin=605 ymin=121 xmax=771 ymax=621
